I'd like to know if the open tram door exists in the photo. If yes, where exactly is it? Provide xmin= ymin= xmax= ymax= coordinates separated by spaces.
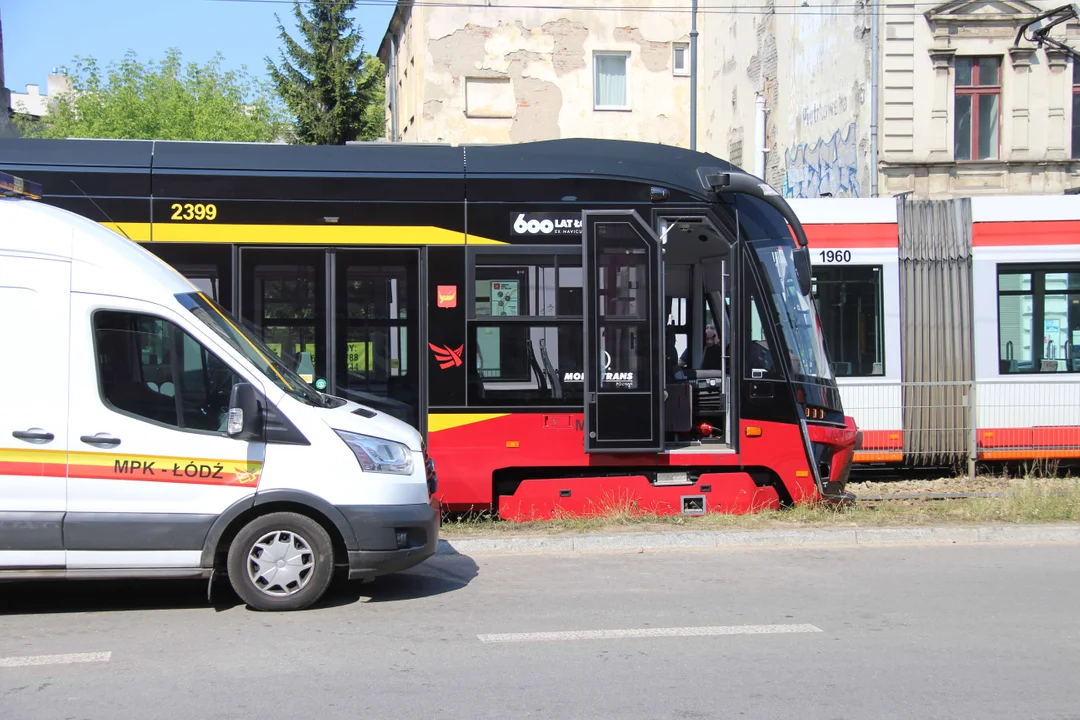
xmin=582 ymin=210 xmax=666 ymax=453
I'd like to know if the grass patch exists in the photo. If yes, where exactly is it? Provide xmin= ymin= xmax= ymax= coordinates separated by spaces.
xmin=439 ymin=476 xmax=1080 ymax=538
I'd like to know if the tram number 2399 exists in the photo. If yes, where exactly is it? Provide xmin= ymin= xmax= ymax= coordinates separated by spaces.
xmin=170 ymin=203 xmax=218 ymax=221
xmin=817 ymin=250 xmax=852 ymax=263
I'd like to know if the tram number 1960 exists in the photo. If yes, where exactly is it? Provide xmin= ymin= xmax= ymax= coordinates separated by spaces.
xmin=817 ymin=250 xmax=852 ymax=263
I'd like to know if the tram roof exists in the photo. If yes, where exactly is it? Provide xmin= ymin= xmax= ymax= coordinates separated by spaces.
xmin=0 ymin=137 xmax=742 ymax=201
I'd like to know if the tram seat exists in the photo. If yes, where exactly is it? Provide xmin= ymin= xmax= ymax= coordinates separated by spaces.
xmin=700 ymin=343 xmax=724 ymax=371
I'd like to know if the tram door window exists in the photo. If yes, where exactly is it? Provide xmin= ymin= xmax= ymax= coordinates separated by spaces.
xmin=334 ymin=251 xmax=420 ymax=428
xmin=239 ymin=249 xmax=327 ymax=387
xmin=597 ymin=244 xmax=651 ymax=393
xmin=238 ymin=248 xmax=422 ymax=429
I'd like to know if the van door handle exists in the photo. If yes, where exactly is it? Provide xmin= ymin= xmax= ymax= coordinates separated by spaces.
xmin=13 ymin=429 xmax=54 ymax=442
xmin=80 ymin=434 xmax=121 ymax=447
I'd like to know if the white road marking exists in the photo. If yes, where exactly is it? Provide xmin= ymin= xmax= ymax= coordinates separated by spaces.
xmin=478 ymin=623 xmax=823 ymax=644
xmin=0 ymin=652 xmax=111 ymax=668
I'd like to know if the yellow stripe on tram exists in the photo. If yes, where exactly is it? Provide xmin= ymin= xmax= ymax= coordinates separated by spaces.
xmin=99 ymin=222 xmax=507 ymax=245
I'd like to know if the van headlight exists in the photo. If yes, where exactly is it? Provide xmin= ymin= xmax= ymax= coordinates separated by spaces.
xmin=334 ymin=430 xmax=414 ymax=476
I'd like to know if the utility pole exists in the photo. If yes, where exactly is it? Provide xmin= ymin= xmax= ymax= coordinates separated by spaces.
xmin=690 ymin=0 xmax=698 ymax=150
xmin=870 ymin=0 xmax=879 ymax=197
xmin=0 ymin=9 xmax=12 ymax=138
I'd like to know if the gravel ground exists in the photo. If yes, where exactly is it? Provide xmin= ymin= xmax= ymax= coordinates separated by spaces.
xmin=848 ymin=474 xmax=1080 ymax=497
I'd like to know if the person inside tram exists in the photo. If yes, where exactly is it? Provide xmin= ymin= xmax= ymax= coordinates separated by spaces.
xmin=699 ymin=324 xmax=723 ymax=371
xmin=672 ymin=323 xmax=726 ymax=377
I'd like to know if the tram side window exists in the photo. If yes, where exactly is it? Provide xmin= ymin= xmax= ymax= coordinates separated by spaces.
xmin=468 ymin=252 xmax=584 ymax=406
xmin=998 ymin=266 xmax=1080 ymax=373
xmin=810 ymin=265 xmax=885 ymax=377
xmin=745 ymin=295 xmax=779 ymax=378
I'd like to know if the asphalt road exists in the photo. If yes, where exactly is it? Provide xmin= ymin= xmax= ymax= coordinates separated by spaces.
xmin=2 ymin=543 xmax=1080 ymax=719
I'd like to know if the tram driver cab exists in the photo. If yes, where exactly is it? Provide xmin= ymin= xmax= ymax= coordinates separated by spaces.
xmin=660 ymin=216 xmax=738 ymax=447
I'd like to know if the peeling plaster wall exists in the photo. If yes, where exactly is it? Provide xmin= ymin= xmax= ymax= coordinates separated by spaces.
xmin=776 ymin=2 xmax=872 ymax=198
xmin=385 ymin=3 xmax=435 ymax=142
xmin=701 ymin=0 xmax=872 ymax=198
xmin=387 ymin=0 xmax=691 ymax=145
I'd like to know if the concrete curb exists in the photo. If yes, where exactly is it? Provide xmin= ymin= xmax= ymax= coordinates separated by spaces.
xmin=434 ymin=523 xmax=1080 ymax=556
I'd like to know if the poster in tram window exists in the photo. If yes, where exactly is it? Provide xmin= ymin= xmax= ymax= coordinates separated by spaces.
xmin=490 ymin=280 xmax=519 ymax=316
xmin=346 ymin=341 xmax=373 ymax=372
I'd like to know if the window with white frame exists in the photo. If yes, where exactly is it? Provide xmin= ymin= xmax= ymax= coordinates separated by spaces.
xmin=594 ymin=52 xmax=630 ymax=110
xmin=673 ymin=43 xmax=689 ymax=76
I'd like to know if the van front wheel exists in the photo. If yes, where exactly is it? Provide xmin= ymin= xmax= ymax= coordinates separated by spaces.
xmin=226 ymin=512 xmax=335 ymax=611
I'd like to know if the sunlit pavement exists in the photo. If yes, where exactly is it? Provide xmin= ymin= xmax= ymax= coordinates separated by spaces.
xmin=2 ymin=543 xmax=1079 ymax=719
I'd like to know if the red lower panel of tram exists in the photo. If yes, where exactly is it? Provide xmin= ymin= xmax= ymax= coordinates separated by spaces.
xmin=426 ymin=413 xmax=850 ymax=520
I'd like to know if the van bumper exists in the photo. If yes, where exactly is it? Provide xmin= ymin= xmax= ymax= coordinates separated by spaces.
xmin=339 ymin=500 xmax=440 ymax=581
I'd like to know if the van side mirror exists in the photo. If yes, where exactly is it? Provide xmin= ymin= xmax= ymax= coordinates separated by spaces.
xmin=227 ymin=382 xmax=262 ymax=440
xmin=793 ymin=246 xmax=813 ymax=297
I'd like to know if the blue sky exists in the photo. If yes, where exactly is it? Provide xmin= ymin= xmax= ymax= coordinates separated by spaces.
xmin=1 ymin=0 xmax=395 ymax=91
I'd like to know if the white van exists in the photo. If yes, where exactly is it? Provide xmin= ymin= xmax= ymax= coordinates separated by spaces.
xmin=0 ymin=175 xmax=440 ymax=611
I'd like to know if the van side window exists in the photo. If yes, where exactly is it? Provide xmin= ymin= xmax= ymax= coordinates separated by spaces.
xmin=93 ymin=311 xmax=241 ymax=433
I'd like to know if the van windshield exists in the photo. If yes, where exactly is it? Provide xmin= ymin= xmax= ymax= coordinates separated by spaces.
xmin=178 ymin=292 xmax=328 ymax=408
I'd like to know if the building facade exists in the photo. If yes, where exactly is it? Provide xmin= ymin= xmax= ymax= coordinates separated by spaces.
xmin=8 ymin=70 xmax=72 ymax=120
xmin=379 ymin=0 xmax=1080 ymax=198
xmin=698 ymin=3 xmax=875 ymax=198
xmin=377 ymin=0 xmax=694 ymax=146
xmin=881 ymin=0 xmax=1080 ymax=196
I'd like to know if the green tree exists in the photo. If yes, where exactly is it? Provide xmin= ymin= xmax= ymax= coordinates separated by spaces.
xmin=266 ymin=0 xmax=385 ymax=144
xmin=14 ymin=48 xmax=289 ymax=142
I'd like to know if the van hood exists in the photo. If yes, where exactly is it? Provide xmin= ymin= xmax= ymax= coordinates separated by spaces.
xmin=315 ymin=396 xmax=423 ymax=451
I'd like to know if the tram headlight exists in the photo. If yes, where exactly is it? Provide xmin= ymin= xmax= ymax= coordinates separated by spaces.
xmin=335 ymin=430 xmax=415 ymax=475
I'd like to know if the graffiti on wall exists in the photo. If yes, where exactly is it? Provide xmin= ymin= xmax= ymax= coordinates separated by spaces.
xmin=782 ymin=122 xmax=861 ymax=199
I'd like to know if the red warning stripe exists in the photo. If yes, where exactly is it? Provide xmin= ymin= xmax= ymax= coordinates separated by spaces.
xmin=0 ymin=448 xmax=263 ymax=487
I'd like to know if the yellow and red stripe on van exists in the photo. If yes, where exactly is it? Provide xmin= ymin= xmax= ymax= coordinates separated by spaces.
xmin=0 ymin=448 xmax=263 ymax=487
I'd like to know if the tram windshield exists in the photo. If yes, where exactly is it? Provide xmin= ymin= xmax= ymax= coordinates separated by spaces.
xmin=751 ymin=240 xmax=833 ymax=383
xmin=732 ymin=195 xmax=834 ymax=385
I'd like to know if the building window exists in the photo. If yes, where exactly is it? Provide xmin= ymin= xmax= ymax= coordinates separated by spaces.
xmin=594 ymin=52 xmax=630 ymax=110
xmin=1072 ymin=62 xmax=1080 ymax=158
xmin=997 ymin=266 xmax=1080 ymax=374
xmin=954 ymin=56 xmax=1001 ymax=161
xmin=673 ymin=43 xmax=689 ymax=76
xmin=468 ymin=251 xmax=585 ymax=406
xmin=811 ymin=265 xmax=885 ymax=377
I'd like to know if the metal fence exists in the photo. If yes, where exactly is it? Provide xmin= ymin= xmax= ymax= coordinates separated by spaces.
xmin=839 ymin=379 xmax=1080 ymax=476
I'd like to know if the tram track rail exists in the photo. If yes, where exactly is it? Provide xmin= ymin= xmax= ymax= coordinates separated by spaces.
xmin=854 ymin=490 xmax=1074 ymax=503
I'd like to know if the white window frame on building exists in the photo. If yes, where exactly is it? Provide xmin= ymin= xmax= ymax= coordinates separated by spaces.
xmin=672 ymin=43 xmax=689 ymax=77
xmin=593 ymin=51 xmax=631 ymax=111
